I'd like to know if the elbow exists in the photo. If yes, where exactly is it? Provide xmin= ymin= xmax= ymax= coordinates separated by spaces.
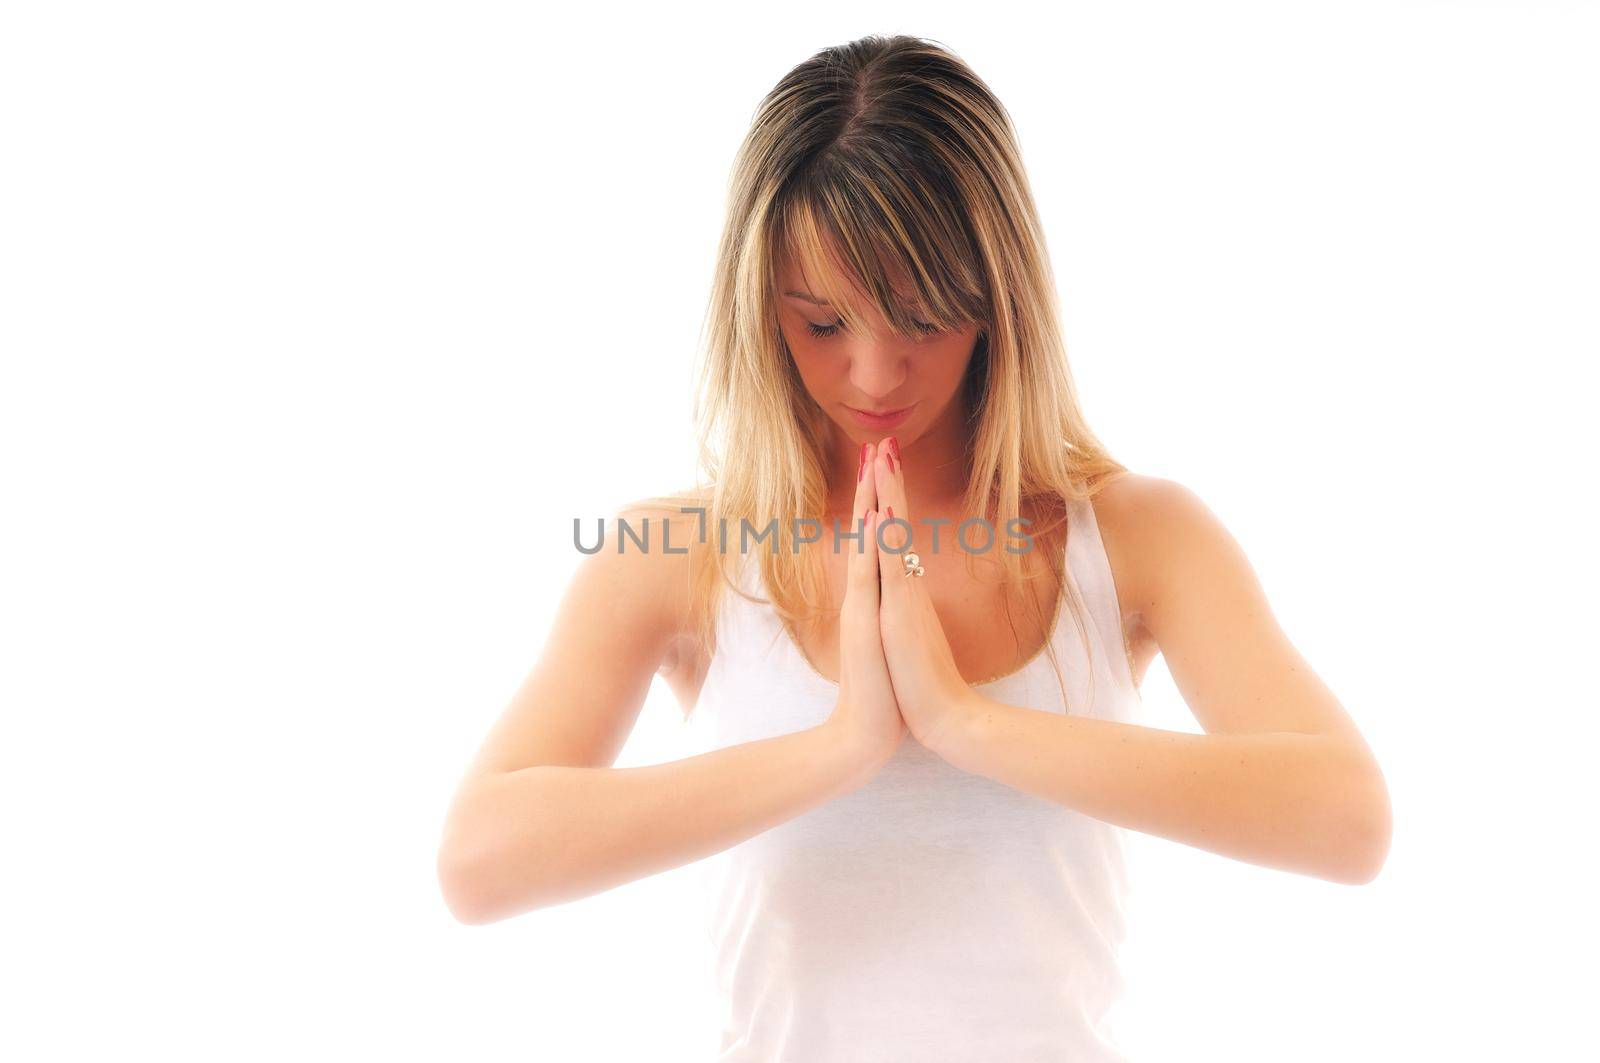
xmin=436 ymin=800 xmax=523 ymax=925
xmin=437 ymin=843 xmax=506 ymax=926
xmin=437 ymin=773 xmax=570 ymax=923
xmin=1332 ymin=826 xmax=1390 ymax=886
xmin=1329 ymin=776 xmax=1394 ymax=886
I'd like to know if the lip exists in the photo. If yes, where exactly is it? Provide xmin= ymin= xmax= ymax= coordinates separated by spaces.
xmin=845 ymin=402 xmax=917 ymax=430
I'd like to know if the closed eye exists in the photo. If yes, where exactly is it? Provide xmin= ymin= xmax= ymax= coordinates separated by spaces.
xmin=806 ymin=317 xmax=943 ymax=339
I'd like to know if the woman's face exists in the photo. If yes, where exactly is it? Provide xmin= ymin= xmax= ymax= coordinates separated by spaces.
xmin=775 ymin=252 xmax=982 ymax=448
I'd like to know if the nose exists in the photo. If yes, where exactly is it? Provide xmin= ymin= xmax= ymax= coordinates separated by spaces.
xmin=846 ymin=335 xmax=909 ymax=404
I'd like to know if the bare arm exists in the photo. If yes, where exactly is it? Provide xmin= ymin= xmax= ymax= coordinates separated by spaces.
xmin=442 ymin=719 xmax=874 ymax=923
xmin=937 ymin=476 xmax=1392 ymax=885
xmin=437 ymin=487 xmax=898 ymax=924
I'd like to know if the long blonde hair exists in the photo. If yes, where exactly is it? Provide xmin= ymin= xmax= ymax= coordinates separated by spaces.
xmin=643 ymin=34 xmax=1126 ymax=719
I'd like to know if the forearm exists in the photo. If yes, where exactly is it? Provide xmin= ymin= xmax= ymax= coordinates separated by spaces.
xmin=943 ymin=695 xmax=1391 ymax=884
xmin=438 ymin=719 xmax=876 ymax=923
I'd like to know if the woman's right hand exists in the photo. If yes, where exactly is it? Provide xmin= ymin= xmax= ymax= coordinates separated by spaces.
xmin=826 ymin=441 xmax=907 ymax=772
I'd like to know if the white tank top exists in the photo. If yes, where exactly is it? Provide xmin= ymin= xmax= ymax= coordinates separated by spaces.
xmin=683 ymin=494 xmax=1142 ymax=1061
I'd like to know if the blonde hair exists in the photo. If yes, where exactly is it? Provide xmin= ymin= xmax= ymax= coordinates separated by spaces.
xmin=644 ymin=34 xmax=1126 ymax=719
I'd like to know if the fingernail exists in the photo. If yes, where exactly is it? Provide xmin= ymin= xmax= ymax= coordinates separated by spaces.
xmin=886 ymin=505 xmax=894 ymax=520
xmin=858 ymin=441 xmax=870 ymax=482
xmin=888 ymin=436 xmax=901 ymax=466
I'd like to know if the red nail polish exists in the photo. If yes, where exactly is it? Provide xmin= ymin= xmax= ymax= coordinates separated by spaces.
xmin=888 ymin=435 xmax=901 ymax=465
xmin=858 ymin=441 xmax=869 ymax=482
xmin=886 ymin=505 xmax=894 ymax=520
xmin=884 ymin=447 xmax=895 ymax=475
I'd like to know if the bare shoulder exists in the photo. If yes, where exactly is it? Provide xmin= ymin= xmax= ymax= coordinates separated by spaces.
xmin=608 ymin=487 xmax=713 ymax=671
xmin=606 ymin=488 xmax=707 ymax=633
xmin=1089 ymin=470 xmax=1235 ymax=602
xmin=1088 ymin=471 xmax=1232 ymax=673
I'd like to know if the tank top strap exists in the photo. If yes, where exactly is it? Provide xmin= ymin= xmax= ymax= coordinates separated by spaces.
xmin=1065 ymin=492 xmax=1139 ymax=695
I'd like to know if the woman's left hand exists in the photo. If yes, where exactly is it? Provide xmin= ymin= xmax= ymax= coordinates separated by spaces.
xmin=869 ymin=436 xmax=983 ymax=759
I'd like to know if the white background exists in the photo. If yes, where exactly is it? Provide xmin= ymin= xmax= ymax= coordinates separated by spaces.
xmin=4 ymin=2 xmax=1596 ymax=1059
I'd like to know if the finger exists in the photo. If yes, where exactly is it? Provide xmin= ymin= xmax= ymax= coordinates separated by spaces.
xmin=875 ymin=500 xmax=903 ymax=594
xmin=872 ymin=436 xmax=915 ymax=596
xmin=842 ymin=447 xmax=885 ymax=671
xmin=872 ymin=435 xmax=911 ymax=553
xmin=847 ymin=441 xmax=880 ymax=604
xmin=852 ymin=440 xmax=879 ymax=524
xmin=849 ymin=507 xmax=880 ymax=589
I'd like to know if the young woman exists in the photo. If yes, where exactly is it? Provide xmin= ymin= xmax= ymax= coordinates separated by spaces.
xmin=437 ymin=34 xmax=1392 ymax=1061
